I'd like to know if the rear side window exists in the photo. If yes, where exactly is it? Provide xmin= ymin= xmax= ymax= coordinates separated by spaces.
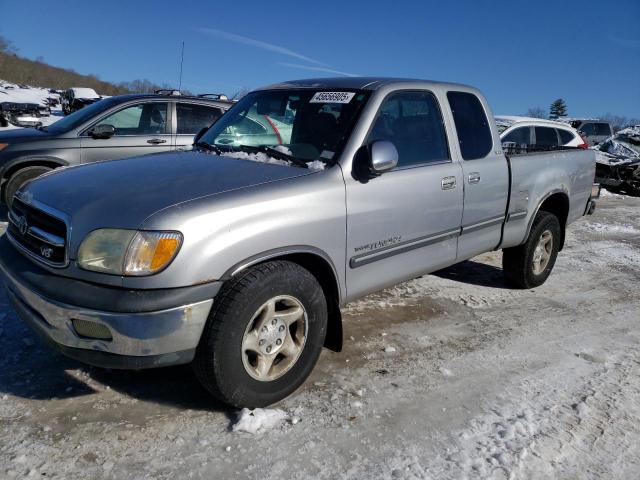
xmin=177 ymin=103 xmax=223 ymax=134
xmin=557 ymin=129 xmax=574 ymax=145
xmin=534 ymin=127 xmax=559 ymax=146
xmin=368 ymin=90 xmax=449 ymax=167
xmin=447 ymin=91 xmax=492 ymax=160
xmin=502 ymin=126 xmax=530 ymax=146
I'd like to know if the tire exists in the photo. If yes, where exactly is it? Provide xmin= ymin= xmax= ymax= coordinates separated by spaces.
xmin=502 ymin=211 xmax=561 ymax=289
xmin=3 ymin=166 xmax=53 ymax=209
xmin=193 ymin=260 xmax=328 ymax=408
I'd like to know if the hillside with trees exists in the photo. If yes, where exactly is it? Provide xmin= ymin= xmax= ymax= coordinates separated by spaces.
xmin=0 ymin=35 xmax=181 ymax=95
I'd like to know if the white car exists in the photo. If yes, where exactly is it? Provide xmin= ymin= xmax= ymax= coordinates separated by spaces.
xmin=496 ymin=116 xmax=587 ymax=152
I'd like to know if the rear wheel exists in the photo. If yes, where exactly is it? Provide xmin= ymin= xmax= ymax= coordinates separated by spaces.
xmin=193 ymin=260 xmax=328 ymax=408
xmin=502 ymin=211 xmax=561 ymax=289
xmin=3 ymin=166 xmax=53 ymax=209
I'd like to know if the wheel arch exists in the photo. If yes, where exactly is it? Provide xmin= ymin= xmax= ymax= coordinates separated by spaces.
xmin=526 ymin=190 xmax=570 ymax=250
xmin=224 ymin=246 xmax=344 ymax=352
xmin=1 ymin=156 xmax=68 ymax=194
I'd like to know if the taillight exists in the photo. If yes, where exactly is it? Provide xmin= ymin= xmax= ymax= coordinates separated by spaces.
xmin=578 ymin=132 xmax=589 ymax=149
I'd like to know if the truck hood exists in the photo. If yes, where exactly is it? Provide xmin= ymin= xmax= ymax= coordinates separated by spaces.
xmin=20 ymin=151 xmax=314 ymax=248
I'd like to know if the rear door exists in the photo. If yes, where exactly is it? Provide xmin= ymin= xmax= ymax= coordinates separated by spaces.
xmin=446 ymin=91 xmax=509 ymax=260
xmin=345 ymin=90 xmax=464 ymax=299
xmin=80 ymin=101 xmax=173 ymax=163
xmin=174 ymin=102 xmax=225 ymax=150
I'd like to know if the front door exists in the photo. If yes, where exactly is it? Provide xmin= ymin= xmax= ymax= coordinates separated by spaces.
xmin=80 ymin=102 xmax=173 ymax=163
xmin=446 ymin=91 xmax=509 ymax=260
xmin=345 ymin=90 xmax=464 ymax=300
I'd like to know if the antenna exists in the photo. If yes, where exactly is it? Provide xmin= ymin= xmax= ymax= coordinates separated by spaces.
xmin=178 ymin=41 xmax=185 ymax=91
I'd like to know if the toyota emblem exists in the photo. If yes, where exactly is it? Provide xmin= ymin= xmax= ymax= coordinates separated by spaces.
xmin=16 ymin=215 xmax=29 ymax=235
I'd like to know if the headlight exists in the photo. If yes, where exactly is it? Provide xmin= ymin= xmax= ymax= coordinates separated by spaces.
xmin=77 ymin=229 xmax=182 ymax=276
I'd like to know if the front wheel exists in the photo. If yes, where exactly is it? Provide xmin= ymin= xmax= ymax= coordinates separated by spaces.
xmin=502 ymin=211 xmax=561 ymax=289
xmin=193 ymin=260 xmax=327 ymax=408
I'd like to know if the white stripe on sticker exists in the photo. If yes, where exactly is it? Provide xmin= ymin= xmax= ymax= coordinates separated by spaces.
xmin=309 ymin=92 xmax=355 ymax=104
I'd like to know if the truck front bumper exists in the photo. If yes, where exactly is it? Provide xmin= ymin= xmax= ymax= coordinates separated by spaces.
xmin=0 ymin=236 xmax=221 ymax=369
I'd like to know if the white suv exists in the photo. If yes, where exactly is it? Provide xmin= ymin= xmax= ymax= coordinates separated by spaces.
xmin=496 ymin=116 xmax=587 ymax=152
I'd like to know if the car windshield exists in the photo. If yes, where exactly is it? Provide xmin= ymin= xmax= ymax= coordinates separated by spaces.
xmin=44 ymin=97 xmax=121 ymax=133
xmin=199 ymin=89 xmax=370 ymax=167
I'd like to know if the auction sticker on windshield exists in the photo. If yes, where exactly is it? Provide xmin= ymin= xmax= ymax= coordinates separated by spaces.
xmin=310 ymin=92 xmax=355 ymax=103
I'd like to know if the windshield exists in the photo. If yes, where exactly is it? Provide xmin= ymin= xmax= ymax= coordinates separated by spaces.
xmin=44 ymin=97 xmax=121 ymax=133
xmin=199 ymin=89 xmax=370 ymax=166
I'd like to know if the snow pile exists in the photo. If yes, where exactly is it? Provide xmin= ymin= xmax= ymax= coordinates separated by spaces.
xmin=232 ymin=408 xmax=289 ymax=434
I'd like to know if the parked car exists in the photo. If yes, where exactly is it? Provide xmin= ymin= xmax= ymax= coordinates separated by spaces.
xmin=0 ymin=92 xmax=232 ymax=207
xmin=496 ymin=116 xmax=587 ymax=153
xmin=569 ymin=120 xmax=613 ymax=146
xmin=0 ymin=78 xmax=597 ymax=408
xmin=61 ymin=87 xmax=101 ymax=115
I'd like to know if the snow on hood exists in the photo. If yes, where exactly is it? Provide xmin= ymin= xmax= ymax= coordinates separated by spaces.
xmin=216 ymin=149 xmax=326 ymax=171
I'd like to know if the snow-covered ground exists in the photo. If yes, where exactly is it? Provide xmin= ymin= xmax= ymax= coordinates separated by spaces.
xmin=1 ymin=193 xmax=639 ymax=479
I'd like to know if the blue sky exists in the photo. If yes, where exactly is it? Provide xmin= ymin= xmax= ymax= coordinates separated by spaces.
xmin=1 ymin=0 xmax=639 ymax=117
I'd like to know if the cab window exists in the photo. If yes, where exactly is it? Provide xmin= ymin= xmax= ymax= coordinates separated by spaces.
xmin=368 ymin=90 xmax=449 ymax=167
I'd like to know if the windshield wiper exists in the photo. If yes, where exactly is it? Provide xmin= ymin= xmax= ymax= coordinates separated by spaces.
xmin=233 ymin=144 xmax=310 ymax=168
xmin=195 ymin=140 xmax=223 ymax=155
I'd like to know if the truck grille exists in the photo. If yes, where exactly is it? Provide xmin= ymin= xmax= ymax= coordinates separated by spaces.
xmin=7 ymin=198 xmax=68 ymax=267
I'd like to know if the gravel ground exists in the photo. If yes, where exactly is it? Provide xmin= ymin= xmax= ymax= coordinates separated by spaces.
xmin=1 ymin=192 xmax=639 ymax=479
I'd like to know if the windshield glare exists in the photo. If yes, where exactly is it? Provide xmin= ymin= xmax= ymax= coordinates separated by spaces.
xmin=200 ymin=89 xmax=370 ymax=163
xmin=45 ymin=97 xmax=118 ymax=133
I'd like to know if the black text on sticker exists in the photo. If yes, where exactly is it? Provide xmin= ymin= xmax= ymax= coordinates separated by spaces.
xmin=310 ymin=92 xmax=355 ymax=104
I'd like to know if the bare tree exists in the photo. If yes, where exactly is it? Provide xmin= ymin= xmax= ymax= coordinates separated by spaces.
xmin=599 ymin=113 xmax=640 ymax=133
xmin=525 ymin=107 xmax=547 ymax=119
xmin=0 ymin=35 xmax=17 ymax=54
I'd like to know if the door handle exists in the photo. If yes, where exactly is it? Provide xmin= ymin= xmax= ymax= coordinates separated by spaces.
xmin=441 ymin=176 xmax=456 ymax=190
xmin=468 ymin=172 xmax=481 ymax=184
xmin=147 ymin=138 xmax=167 ymax=144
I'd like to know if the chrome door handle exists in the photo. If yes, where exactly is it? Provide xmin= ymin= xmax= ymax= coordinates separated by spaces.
xmin=441 ymin=176 xmax=456 ymax=190
xmin=147 ymin=138 xmax=167 ymax=144
xmin=468 ymin=172 xmax=481 ymax=184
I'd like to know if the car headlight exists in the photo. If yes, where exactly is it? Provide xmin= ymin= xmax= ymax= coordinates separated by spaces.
xmin=77 ymin=229 xmax=182 ymax=276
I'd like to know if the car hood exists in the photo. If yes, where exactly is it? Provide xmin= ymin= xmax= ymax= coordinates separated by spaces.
xmin=0 ymin=127 xmax=54 ymax=143
xmin=20 ymin=151 xmax=314 ymax=249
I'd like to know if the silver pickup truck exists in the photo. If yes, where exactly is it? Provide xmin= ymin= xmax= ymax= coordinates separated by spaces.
xmin=0 ymin=78 xmax=597 ymax=408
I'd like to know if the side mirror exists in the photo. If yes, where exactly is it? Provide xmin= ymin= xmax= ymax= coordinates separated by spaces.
xmin=369 ymin=140 xmax=398 ymax=174
xmin=193 ymin=126 xmax=209 ymax=145
xmin=89 ymin=124 xmax=115 ymax=139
